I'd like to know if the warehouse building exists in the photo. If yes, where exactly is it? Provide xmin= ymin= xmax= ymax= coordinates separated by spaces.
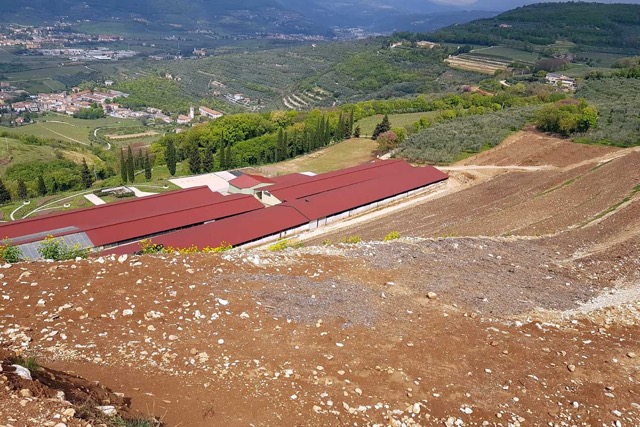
xmin=2 ymin=160 xmax=448 ymax=258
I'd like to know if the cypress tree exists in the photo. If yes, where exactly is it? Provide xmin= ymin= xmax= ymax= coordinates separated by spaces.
xmin=81 ymin=158 xmax=93 ymax=189
xmin=218 ymin=144 xmax=226 ymax=170
xmin=276 ymin=128 xmax=284 ymax=162
xmin=282 ymin=131 xmax=289 ymax=160
xmin=166 ymin=138 xmax=177 ymax=176
xmin=337 ymin=114 xmax=345 ymax=142
xmin=144 ymin=152 xmax=152 ymax=181
xmin=202 ymin=147 xmax=214 ymax=173
xmin=372 ymin=114 xmax=391 ymax=140
xmin=135 ymin=150 xmax=143 ymax=169
xmin=126 ymin=145 xmax=135 ymax=183
xmin=17 ymin=179 xmax=28 ymax=200
xmin=188 ymin=147 xmax=201 ymax=174
xmin=51 ymin=178 xmax=59 ymax=194
xmin=37 ymin=175 xmax=47 ymax=196
xmin=225 ymin=145 xmax=233 ymax=169
xmin=119 ymin=148 xmax=127 ymax=183
xmin=0 ymin=178 xmax=11 ymax=204
xmin=348 ymin=109 xmax=355 ymax=138
xmin=323 ymin=115 xmax=331 ymax=145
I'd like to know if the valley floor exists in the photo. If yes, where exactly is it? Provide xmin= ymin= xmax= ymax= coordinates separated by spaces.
xmin=1 ymin=129 xmax=639 ymax=426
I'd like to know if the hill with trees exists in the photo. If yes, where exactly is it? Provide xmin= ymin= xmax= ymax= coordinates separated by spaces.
xmin=426 ymin=3 xmax=640 ymax=53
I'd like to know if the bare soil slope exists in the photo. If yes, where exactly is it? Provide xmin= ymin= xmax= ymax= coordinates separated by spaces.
xmin=2 ymin=130 xmax=640 ymax=427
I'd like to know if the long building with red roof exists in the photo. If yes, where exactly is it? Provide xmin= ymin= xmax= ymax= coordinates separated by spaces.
xmin=3 ymin=160 xmax=448 ymax=259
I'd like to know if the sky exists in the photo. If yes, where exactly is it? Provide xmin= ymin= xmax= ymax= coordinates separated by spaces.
xmin=428 ymin=0 xmax=640 ymax=6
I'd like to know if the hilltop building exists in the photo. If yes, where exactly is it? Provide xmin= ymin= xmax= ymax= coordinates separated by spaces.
xmin=199 ymin=106 xmax=224 ymax=120
xmin=546 ymin=73 xmax=576 ymax=90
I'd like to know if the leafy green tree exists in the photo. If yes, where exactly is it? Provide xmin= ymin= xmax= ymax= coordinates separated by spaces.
xmin=37 ymin=175 xmax=47 ymax=196
xmin=126 ymin=146 xmax=135 ymax=183
xmin=16 ymin=179 xmax=28 ymax=200
xmin=80 ymin=158 xmax=93 ymax=189
xmin=166 ymin=139 xmax=177 ymax=176
xmin=0 ymin=179 xmax=10 ymax=204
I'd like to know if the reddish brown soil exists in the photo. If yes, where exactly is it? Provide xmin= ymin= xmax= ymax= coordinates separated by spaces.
xmin=2 ymin=130 xmax=640 ymax=427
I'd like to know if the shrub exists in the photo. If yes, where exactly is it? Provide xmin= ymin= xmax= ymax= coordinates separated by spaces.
xmin=383 ymin=231 xmax=401 ymax=241
xmin=38 ymin=236 xmax=90 ymax=261
xmin=139 ymin=239 xmax=164 ymax=255
xmin=203 ymin=242 xmax=233 ymax=253
xmin=268 ymin=239 xmax=303 ymax=251
xmin=341 ymin=235 xmax=362 ymax=244
xmin=0 ymin=240 xmax=22 ymax=263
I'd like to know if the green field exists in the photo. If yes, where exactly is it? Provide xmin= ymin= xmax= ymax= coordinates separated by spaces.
xmin=470 ymin=47 xmax=540 ymax=64
xmin=6 ymin=114 xmax=140 ymax=145
xmin=355 ymin=112 xmax=439 ymax=136
xmin=258 ymin=137 xmax=378 ymax=176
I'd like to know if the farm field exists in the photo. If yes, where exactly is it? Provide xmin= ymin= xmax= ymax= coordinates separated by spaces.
xmin=471 ymin=46 xmax=540 ymax=63
xmin=0 ymin=135 xmax=103 ymax=175
xmin=5 ymin=114 xmax=140 ymax=145
xmin=257 ymin=137 xmax=378 ymax=176
xmin=312 ymin=129 xmax=636 ymax=244
xmin=355 ymin=112 xmax=439 ymax=136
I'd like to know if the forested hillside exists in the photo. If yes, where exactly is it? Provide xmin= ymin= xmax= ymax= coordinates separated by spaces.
xmin=427 ymin=3 xmax=640 ymax=52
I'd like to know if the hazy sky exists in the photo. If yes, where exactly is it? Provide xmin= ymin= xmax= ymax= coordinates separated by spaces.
xmin=429 ymin=0 xmax=640 ymax=5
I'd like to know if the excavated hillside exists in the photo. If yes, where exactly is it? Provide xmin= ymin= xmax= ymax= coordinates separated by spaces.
xmin=1 ymin=130 xmax=639 ymax=427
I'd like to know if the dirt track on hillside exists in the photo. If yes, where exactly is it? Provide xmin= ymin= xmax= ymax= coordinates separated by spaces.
xmin=2 ymin=129 xmax=640 ymax=427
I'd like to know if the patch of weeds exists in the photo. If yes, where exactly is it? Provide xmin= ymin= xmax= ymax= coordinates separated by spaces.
xmin=111 ymin=417 xmax=162 ymax=427
xmin=38 ymin=236 xmax=90 ymax=260
xmin=268 ymin=239 xmax=303 ymax=251
xmin=203 ymin=242 xmax=233 ymax=253
xmin=10 ymin=355 xmax=40 ymax=372
xmin=340 ymin=235 xmax=362 ymax=244
xmin=383 ymin=231 xmax=401 ymax=241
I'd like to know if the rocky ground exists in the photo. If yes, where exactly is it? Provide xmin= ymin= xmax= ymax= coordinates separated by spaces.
xmin=1 ymin=131 xmax=639 ymax=427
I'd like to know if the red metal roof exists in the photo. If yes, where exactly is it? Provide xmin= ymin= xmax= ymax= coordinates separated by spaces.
xmin=284 ymin=166 xmax=449 ymax=220
xmin=268 ymin=159 xmax=413 ymax=201
xmin=0 ymin=187 xmax=223 ymax=242
xmin=151 ymin=205 xmax=309 ymax=250
xmin=268 ymin=173 xmax=314 ymax=186
xmin=86 ymin=194 xmax=263 ymax=247
xmin=228 ymin=173 xmax=274 ymax=189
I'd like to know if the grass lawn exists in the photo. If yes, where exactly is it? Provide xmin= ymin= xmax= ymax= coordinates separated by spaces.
xmin=355 ymin=112 xmax=439 ymax=136
xmin=258 ymin=138 xmax=378 ymax=176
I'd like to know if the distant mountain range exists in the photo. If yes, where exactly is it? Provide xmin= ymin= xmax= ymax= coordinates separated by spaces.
xmin=2 ymin=0 xmax=640 ymax=35
xmin=0 ymin=0 xmax=497 ymax=34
